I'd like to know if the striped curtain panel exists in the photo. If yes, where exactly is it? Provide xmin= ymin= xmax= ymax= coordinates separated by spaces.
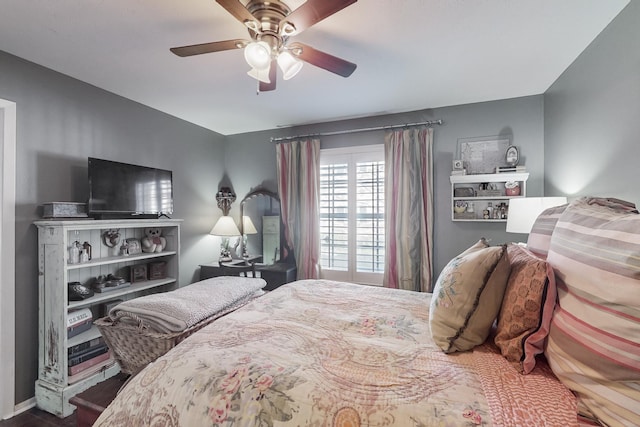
xmin=383 ymin=127 xmax=434 ymax=292
xmin=275 ymin=139 xmax=321 ymax=280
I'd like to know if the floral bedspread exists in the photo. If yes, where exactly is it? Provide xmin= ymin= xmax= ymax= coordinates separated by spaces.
xmin=94 ymin=280 xmax=576 ymax=427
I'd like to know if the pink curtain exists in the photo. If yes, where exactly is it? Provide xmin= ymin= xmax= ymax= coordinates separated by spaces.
xmin=275 ymin=139 xmax=321 ymax=279
xmin=383 ymin=127 xmax=434 ymax=292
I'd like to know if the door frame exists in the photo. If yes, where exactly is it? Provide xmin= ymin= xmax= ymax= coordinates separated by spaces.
xmin=0 ymin=99 xmax=16 ymax=419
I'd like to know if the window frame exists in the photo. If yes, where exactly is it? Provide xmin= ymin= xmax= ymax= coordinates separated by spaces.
xmin=319 ymin=144 xmax=384 ymax=286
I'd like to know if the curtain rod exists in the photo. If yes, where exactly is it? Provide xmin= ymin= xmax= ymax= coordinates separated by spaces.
xmin=270 ymin=119 xmax=443 ymax=143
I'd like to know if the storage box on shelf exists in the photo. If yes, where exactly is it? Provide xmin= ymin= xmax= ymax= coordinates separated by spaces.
xmin=34 ymin=218 xmax=182 ymax=417
xmin=450 ymin=172 xmax=529 ymax=222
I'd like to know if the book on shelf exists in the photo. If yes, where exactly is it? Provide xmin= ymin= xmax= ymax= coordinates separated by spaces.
xmin=67 ymin=308 xmax=92 ymax=328
xmin=450 ymin=169 xmax=467 ymax=176
xmin=67 ymin=318 xmax=93 ymax=339
xmin=67 ymin=353 xmax=116 ymax=384
xmin=68 ymin=349 xmax=112 ymax=376
xmin=68 ymin=336 xmax=105 ymax=357
xmin=496 ymin=165 xmax=527 ymax=173
xmin=68 ymin=343 xmax=109 ymax=367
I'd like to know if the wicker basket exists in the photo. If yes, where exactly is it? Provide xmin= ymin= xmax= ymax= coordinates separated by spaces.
xmin=95 ymin=310 xmax=225 ymax=375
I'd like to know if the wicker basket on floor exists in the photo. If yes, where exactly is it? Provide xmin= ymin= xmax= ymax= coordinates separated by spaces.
xmin=95 ymin=309 xmax=226 ymax=375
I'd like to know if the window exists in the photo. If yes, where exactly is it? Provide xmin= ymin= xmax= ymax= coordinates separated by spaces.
xmin=320 ymin=145 xmax=384 ymax=285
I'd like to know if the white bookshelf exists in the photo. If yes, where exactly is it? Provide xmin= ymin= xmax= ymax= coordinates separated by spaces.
xmin=33 ymin=218 xmax=182 ymax=417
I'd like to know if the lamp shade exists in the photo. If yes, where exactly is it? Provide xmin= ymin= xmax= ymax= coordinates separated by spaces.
xmin=506 ymin=197 xmax=568 ymax=234
xmin=277 ymin=51 xmax=303 ymax=80
xmin=242 ymin=216 xmax=258 ymax=234
xmin=210 ymin=216 xmax=240 ymax=236
xmin=247 ymin=66 xmax=271 ymax=83
xmin=244 ymin=41 xmax=271 ymax=71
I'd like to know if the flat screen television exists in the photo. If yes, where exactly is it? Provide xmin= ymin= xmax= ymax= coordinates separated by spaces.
xmin=88 ymin=157 xmax=173 ymax=218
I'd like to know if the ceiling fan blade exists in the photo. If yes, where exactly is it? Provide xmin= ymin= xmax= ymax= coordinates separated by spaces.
xmin=170 ymin=39 xmax=248 ymax=57
xmin=290 ymin=43 xmax=356 ymax=77
xmin=216 ymin=0 xmax=259 ymax=29
xmin=259 ymin=60 xmax=277 ymax=92
xmin=281 ymin=0 xmax=357 ymax=35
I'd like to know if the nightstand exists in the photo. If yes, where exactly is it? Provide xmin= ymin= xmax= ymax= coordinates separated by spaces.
xmin=257 ymin=263 xmax=297 ymax=291
xmin=199 ymin=256 xmax=261 ymax=281
xmin=200 ymin=261 xmax=296 ymax=291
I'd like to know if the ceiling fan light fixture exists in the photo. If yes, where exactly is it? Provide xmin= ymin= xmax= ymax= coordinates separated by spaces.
xmin=244 ymin=41 xmax=271 ymax=70
xmin=277 ymin=51 xmax=303 ymax=80
xmin=281 ymin=21 xmax=296 ymax=36
xmin=244 ymin=19 xmax=259 ymax=32
xmin=247 ymin=66 xmax=271 ymax=84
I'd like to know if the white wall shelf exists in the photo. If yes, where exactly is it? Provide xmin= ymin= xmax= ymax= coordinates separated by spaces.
xmin=450 ymin=172 xmax=529 ymax=222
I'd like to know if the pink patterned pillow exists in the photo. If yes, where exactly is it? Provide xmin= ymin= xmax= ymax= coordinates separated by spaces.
xmin=494 ymin=244 xmax=556 ymax=374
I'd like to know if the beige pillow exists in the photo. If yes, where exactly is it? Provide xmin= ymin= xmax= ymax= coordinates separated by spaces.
xmin=430 ymin=239 xmax=510 ymax=353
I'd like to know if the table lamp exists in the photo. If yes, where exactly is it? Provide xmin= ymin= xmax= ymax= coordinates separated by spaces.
xmin=210 ymin=216 xmax=240 ymax=262
xmin=241 ymin=215 xmax=258 ymax=258
xmin=506 ymin=197 xmax=568 ymax=234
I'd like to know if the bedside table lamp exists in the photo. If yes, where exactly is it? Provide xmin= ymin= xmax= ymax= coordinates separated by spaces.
xmin=210 ymin=216 xmax=240 ymax=262
xmin=506 ymin=197 xmax=567 ymax=234
xmin=241 ymin=215 xmax=258 ymax=258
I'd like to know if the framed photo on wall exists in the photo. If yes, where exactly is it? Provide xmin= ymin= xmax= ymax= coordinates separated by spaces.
xmin=457 ymin=135 xmax=511 ymax=174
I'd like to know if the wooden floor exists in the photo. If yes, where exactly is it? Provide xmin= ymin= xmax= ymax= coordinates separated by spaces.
xmin=0 ymin=408 xmax=75 ymax=427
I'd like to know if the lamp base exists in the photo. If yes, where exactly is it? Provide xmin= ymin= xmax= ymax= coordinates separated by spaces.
xmin=219 ymin=244 xmax=232 ymax=263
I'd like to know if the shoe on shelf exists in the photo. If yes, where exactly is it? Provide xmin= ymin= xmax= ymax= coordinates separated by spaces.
xmin=68 ymin=282 xmax=94 ymax=300
xmin=105 ymin=273 xmax=126 ymax=287
xmin=91 ymin=275 xmax=107 ymax=290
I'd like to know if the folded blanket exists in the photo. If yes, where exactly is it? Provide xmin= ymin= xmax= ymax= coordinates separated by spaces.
xmin=109 ymin=276 xmax=266 ymax=333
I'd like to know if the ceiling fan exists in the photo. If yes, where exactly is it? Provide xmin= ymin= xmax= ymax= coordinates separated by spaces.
xmin=170 ymin=0 xmax=358 ymax=92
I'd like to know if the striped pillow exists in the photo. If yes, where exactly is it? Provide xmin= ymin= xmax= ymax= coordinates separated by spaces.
xmin=545 ymin=197 xmax=640 ymax=426
xmin=526 ymin=204 xmax=567 ymax=259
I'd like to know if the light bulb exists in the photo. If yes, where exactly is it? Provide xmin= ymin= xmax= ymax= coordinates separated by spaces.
xmin=244 ymin=41 xmax=271 ymax=71
xmin=247 ymin=66 xmax=271 ymax=83
xmin=277 ymin=51 xmax=303 ymax=80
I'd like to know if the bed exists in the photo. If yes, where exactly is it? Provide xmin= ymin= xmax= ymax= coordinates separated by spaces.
xmin=94 ymin=197 xmax=640 ymax=427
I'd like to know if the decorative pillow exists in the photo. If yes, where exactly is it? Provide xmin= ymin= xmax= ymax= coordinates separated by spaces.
xmin=526 ymin=204 xmax=567 ymax=259
xmin=494 ymin=244 xmax=556 ymax=374
xmin=545 ymin=197 xmax=640 ymax=426
xmin=430 ymin=239 xmax=511 ymax=353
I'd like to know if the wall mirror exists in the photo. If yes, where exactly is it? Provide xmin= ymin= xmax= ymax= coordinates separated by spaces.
xmin=239 ymin=188 xmax=283 ymax=265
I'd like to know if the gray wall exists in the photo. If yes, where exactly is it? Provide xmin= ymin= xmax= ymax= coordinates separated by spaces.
xmin=225 ymin=95 xmax=545 ymax=283
xmin=16 ymin=0 xmax=640 ymax=400
xmin=544 ymin=1 xmax=640 ymax=205
xmin=0 ymin=51 xmax=226 ymax=402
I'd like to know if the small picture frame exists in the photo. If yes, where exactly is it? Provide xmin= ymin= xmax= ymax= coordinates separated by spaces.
xmin=148 ymin=261 xmax=167 ymax=280
xmin=130 ymin=264 xmax=148 ymax=283
xmin=125 ymin=238 xmax=142 ymax=255
xmin=505 ymin=145 xmax=519 ymax=166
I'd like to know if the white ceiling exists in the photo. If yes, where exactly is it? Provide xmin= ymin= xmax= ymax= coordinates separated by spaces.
xmin=0 ymin=0 xmax=629 ymax=135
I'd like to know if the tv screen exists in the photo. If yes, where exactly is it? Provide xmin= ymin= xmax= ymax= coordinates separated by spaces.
xmin=88 ymin=157 xmax=173 ymax=217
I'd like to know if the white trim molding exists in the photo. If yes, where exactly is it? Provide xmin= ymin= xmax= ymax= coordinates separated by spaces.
xmin=0 ymin=99 xmax=16 ymax=419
